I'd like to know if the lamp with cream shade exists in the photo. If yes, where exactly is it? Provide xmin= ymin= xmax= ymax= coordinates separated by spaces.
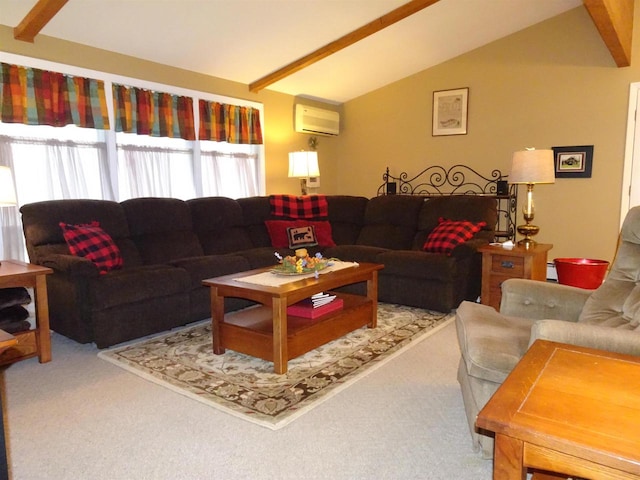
xmin=0 ymin=166 xmax=17 ymax=265
xmin=508 ymin=148 xmax=555 ymax=247
xmin=288 ymin=151 xmax=320 ymax=195
xmin=0 ymin=167 xmax=17 ymax=207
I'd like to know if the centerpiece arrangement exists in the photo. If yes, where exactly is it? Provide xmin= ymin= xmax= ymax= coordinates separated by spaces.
xmin=272 ymin=249 xmax=331 ymax=275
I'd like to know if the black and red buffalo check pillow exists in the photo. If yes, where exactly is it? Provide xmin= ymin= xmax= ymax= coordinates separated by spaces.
xmin=423 ymin=217 xmax=486 ymax=255
xmin=269 ymin=194 xmax=328 ymax=219
xmin=59 ymin=221 xmax=123 ymax=274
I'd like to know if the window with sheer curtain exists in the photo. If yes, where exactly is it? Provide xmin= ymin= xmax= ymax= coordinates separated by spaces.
xmin=0 ymin=55 xmax=265 ymax=261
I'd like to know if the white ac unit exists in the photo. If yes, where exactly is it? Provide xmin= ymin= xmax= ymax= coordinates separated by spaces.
xmin=295 ymin=104 xmax=340 ymax=136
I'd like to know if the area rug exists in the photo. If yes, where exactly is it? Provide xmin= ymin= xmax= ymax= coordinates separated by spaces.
xmin=98 ymin=303 xmax=453 ymax=430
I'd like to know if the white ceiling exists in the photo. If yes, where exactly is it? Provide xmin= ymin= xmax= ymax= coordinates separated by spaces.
xmin=0 ymin=0 xmax=583 ymax=104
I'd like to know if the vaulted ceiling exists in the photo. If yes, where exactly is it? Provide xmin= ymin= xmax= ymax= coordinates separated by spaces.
xmin=0 ymin=0 xmax=633 ymax=104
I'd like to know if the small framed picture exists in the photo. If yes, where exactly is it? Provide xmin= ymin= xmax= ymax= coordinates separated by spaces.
xmin=432 ymin=87 xmax=468 ymax=136
xmin=552 ymin=145 xmax=594 ymax=178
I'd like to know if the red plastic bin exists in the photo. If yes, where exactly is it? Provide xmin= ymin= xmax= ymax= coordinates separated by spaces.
xmin=554 ymin=258 xmax=609 ymax=289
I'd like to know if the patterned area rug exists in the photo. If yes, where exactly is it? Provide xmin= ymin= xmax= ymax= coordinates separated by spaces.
xmin=98 ymin=303 xmax=454 ymax=429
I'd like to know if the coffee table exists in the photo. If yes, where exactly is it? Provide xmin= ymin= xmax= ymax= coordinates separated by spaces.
xmin=203 ymin=262 xmax=384 ymax=374
xmin=476 ymin=339 xmax=640 ymax=480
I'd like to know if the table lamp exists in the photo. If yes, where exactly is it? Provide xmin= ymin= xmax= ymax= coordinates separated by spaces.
xmin=508 ymin=148 xmax=555 ymax=247
xmin=288 ymin=151 xmax=320 ymax=195
xmin=0 ymin=166 xmax=17 ymax=266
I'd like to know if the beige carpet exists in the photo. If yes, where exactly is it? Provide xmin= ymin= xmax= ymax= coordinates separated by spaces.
xmin=98 ymin=303 xmax=453 ymax=430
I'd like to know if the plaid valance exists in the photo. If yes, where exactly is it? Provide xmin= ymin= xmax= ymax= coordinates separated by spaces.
xmin=199 ymin=100 xmax=263 ymax=144
xmin=113 ymin=83 xmax=195 ymax=140
xmin=269 ymin=194 xmax=328 ymax=219
xmin=0 ymin=62 xmax=110 ymax=129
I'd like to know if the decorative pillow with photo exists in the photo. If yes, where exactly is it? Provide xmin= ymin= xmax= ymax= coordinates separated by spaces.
xmin=265 ymin=220 xmax=336 ymax=248
xmin=286 ymin=225 xmax=318 ymax=249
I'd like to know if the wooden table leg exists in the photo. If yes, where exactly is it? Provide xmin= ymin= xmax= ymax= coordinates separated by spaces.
xmin=272 ymin=297 xmax=288 ymax=374
xmin=211 ymin=287 xmax=225 ymax=355
xmin=367 ymin=270 xmax=378 ymax=328
xmin=34 ymin=274 xmax=51 ymax=363
xmin=493 ymin=434 xmax=527 ymax=480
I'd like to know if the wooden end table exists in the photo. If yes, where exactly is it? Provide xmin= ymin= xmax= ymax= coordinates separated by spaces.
xmin=479 ymin=243 xmax=552 ymax=310
xmin=476 ymin=340 xmax=640 ymax=479
xmin=0 ymin=260 xmax=53 ymax=365
xmin=203 ymin=262 xmax=383 ymax=374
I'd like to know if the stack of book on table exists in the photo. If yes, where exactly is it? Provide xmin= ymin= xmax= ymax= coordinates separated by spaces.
xmin=287 ymin=292 xmax=344 ymax=319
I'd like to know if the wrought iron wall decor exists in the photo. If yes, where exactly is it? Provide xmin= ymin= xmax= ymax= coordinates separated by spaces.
xmin=377 ymin=164 xmax=517 ymax=241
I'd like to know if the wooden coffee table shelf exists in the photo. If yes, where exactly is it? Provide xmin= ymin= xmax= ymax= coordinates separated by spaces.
xmin=203 ymin=262 xmax=383 ymax=374
xmin=220 ymin=292 xmax=371 ymax=362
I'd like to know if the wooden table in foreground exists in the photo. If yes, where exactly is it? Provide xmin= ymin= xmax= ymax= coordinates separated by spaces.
xmin=0 ymin=260 xmax=53 ymax=365
xmin=476 ymin=340 xmax=640 ymax=480
xmin=203 ymin=262 xmax=383 ymax=374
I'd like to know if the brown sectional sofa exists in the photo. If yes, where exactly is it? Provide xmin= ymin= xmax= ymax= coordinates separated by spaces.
xmin=20 ymin=194 xmax=497 ymax=348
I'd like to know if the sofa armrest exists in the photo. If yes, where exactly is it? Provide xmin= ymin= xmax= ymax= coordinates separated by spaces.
xmin=530 ymin=320 xmax=640 ymax=356
xmin=41 ymin=254 xmax=100 ymax=278
xmin=499 ymin=278 xmax=591 ymax=321
xmin=450 ymin=238 xmax=488 ymax=258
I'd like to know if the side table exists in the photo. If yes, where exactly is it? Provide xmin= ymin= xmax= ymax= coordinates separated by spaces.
xmin=476 ymin=340 xmax=640 ymax=479
xmin=0 ymin=260 xmax=53 ymax=365
xmin=479 ymin=243 xmax=552 ymax=311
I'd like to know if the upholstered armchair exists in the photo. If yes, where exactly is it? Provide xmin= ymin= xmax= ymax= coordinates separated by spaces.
xmin=455 ymin=206 xmax=640 ymax=458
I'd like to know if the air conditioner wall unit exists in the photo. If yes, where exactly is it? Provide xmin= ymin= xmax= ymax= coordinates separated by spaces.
xmin=295 ymin=104 xmax=340 ymax=136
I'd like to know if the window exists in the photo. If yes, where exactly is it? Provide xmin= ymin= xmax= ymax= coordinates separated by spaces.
xmin=0 ymin=52 xmax=266 ymax=260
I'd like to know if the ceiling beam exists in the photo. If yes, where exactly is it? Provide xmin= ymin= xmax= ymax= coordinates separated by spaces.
xmin=249 ymin=0 xmax=440 ymax=93
xmin=583 ymin=0 xmax=634 ymax=67
xmin=14 ymin=0 xmax=69 ymax=43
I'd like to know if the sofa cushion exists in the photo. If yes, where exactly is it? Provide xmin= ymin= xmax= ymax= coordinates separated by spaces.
xmin=356 ymin=196 xmax=424 ymax=249
xmin=455 ymin=301 xmax=537 ymax=384
xmin=60 ymin=221 xmax=124 ymax=274
xmin=237 ymin=196 xmax=273 ymax=247
xmin=188 ymin=197 xmax=254 ymax=254
xmin=269 ymin=194 xmax=328 ymax=219
xmin=170 ymin=254 xmax=251 ymax=290
xmin=376 ymin=250 xmax=457 ymax=281
xmin=265 ymin=220 xmax=336 ymax=248
xmin=322 ymin=245 xmax=388 ymax=264
xmin=122 ymin=198 xmax=204 ymax=264
xmin=423 ymin=218 xmax=486 ymax=255
xmin=89 ymin=265 xmax=191 ymax=310
xmin=326 ymin=196 xmax=368 ymax=245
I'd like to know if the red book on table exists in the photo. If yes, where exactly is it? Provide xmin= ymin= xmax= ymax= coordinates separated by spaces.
xmin=287 ymin=298 xmax=344 ymax=319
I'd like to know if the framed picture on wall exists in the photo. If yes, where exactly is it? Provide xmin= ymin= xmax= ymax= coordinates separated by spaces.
xmin=552 ymin=145 xmax=594 ymax=178
xmin=432 ymin=87 xmax=468 ymax=136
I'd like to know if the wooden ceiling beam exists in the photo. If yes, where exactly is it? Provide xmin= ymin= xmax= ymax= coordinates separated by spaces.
xmin=249 ymin=0 xmax=440 ymax=93
xmin=583 ymin=0 xmax=634 ymax=67
xmin=14 ymin=0 xmax=69 ymax=43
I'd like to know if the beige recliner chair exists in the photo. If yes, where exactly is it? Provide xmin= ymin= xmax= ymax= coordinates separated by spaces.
xmin=455 ymin=206 xmax=640 ymax=458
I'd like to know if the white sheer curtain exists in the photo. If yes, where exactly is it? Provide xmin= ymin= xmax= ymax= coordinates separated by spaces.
xmin=201 ymin=149 xmax=260 ymax=199
xmin=117 ymin=144 xmax=196 ymax=201
xmin=0 ymin=127 xmax=111 ymax=261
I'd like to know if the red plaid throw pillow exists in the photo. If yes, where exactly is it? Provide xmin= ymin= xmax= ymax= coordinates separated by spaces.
xmin=269 ymin=194 xmax=328 ymax=219
xmin=423 ymin=217 xmax=486 ymax=255
xmin=60 ymin=221 xmax=123 ymax=274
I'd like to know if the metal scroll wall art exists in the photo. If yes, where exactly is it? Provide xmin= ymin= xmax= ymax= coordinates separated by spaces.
xmin=377 ymin=165 xmax=518 ymax=242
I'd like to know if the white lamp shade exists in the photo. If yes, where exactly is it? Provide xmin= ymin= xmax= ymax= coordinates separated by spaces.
xmin=288 ymin=151 xmax=320 ymax=178
xmin=509 ymin=149 xmax=555 ymax=184
xmin=0 ymin=166 xmax=17 ymax=206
